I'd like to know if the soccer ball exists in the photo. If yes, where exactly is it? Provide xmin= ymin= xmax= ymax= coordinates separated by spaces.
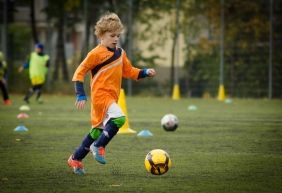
xmin=144 ymin=149 xmax=172 ymax=175
xmin=161 ymin=114 xmax=179 ymax=131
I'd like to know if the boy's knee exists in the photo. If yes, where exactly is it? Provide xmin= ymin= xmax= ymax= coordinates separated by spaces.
xmin=89 ymin=128 xmax=102 ymax=140
xmin=112 ymin=116 xmax=126 ymax=128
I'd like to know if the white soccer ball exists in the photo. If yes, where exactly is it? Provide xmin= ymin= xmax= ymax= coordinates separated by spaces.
xmin=161 ymin=114 xmax=179 ymax=131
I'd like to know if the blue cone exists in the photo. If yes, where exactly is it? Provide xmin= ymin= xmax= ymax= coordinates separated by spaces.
xmin=14 ymin=125 xmax=29 ymax=132
xmin=137 ymin=130 xmax=153 ymax=137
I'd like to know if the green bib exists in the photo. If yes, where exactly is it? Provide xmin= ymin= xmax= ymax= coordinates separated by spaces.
xmin=29 ymin=52 xmax=49 ymax=84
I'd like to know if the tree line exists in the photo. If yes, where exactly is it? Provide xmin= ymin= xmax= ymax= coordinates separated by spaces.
xmin=1 ymin=0 xmax=282 ymax=97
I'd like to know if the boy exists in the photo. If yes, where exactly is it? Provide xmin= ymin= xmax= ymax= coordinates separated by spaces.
xmin=68 ymin=12 xmax=156 ymax=175
xmin=19 ymin=43 xmax=50 ymax=103
xmin=0 ymin=51 xmax=12 ymax=105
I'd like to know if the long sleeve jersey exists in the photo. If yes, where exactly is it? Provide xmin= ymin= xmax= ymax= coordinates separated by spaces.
xmin=72 ymin=44 xmax=141 ymax=127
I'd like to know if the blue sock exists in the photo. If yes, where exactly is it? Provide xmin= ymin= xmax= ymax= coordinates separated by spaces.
xmin=94 ymin=120 xmax=119 ymax=148
xmin=73 ymin=134 xmax=94 ymax=160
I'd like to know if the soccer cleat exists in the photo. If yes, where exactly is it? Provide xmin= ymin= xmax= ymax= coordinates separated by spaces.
xmin=90 ymin=144 xmax=106 ymax=164
xmin=67 ymin=155 xmax=85 ymax=175
xmin=3 ymin=99 xmax=12 ymax=105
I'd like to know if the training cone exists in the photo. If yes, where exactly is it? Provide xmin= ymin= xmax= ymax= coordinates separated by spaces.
xmin=217 ymin=84 xmax=226 ymax=101
xmin=172 ymin=84 xmax=181 ymax=100
xmin=19 ymin=105 xmax=30 ymax=111
xmin=225 ymin=98 xmax=233 ymax=104
xmin=14 ymin=125 xmax=29 ymax=132
xmin=118 ymin=89 xmax=136 ymax=134
xmin=188 ymin=105 xmax=197 ymax=111
xmin=137 ymin=130 xmax=153 ymax=137
xmin=17 ymin=113 xmax=29 ymax=119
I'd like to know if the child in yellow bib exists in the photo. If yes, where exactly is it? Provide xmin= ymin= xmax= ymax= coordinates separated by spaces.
xmin=19 ymin=43 xmax=49 ymax=103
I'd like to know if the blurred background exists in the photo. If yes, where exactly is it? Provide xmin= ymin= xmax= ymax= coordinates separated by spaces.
xmin=0 ymin=0 xmax=281 ymax=98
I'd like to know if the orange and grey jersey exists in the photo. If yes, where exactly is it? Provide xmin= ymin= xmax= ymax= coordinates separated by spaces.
xmin=72 ymin=44 xmax=141 ymax=127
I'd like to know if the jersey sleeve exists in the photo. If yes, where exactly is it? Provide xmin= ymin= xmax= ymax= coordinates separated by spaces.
xmin=72 ymin=52 xmax=97 ymax=82
xmin=122 ymin=51 xmax=141 ymax=80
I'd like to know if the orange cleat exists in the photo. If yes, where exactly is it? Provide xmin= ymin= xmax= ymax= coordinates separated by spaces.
xmin=67 ymin=155 xmax=85 ymax=175
xmin=3 ymin=99 xmax=12 ymax=105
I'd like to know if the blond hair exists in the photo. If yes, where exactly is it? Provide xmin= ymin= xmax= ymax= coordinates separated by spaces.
xmin=94 ymin=13 xmax=124 ymax=38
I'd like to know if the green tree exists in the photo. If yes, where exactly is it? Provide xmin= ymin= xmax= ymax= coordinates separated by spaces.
xmin=181 ymin=0 xmax=271 ymax=97
xmin=44 ymin=0 xmax=80 ymax=82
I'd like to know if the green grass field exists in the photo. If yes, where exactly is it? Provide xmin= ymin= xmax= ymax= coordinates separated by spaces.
xmin=1 ymin=95 xmax=282 ymax=193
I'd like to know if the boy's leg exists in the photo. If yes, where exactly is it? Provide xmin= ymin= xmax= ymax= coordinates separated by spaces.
xmin=68 ymin=128 xmax=102 ymax=174
xmin=24 ymin=87 xmax=35 ymax=103
xmin=94 ymin=117 xmax=125 ymax=147
xmin=0 ymin=80 xmax=9 ymax=100
xmin=67 ymin=155 xmax=85 ymax=175
xmin=34 ymin=84 xmax=43 ymax=102
xmin=91 ymin=116 xmax=125 ymax=164
xmin=73 ymin=128 xmax=102 ymax=160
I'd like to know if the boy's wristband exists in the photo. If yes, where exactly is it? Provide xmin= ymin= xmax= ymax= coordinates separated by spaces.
xmin=138 ymin=68 xmax=149 ymax=79
xmin=75 ymin=81 xmax=87 ymax=101
xmin=76 ymin=95 xmax=87 ymax=101
xmin=23 ymin=62 xmax=29 ymax=69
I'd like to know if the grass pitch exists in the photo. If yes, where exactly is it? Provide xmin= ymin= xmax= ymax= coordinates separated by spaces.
xmin=0 ymin=95 xmax=282 ymax=193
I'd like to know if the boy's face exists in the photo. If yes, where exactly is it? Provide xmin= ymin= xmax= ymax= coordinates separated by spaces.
xmin=35 ymin=47 xmax=42 ymax=53
xmin=100 ymin=32 xmax=120 ymax=48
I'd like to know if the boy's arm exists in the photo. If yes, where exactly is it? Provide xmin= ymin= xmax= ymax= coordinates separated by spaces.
xmin=72 ymin=52 xmax=97 ymax=109
xmin=73 ymin=64 xmax=89 ymax=110
xmin=45 ymin=59 xmax=50 ymax=68
xmin=138 ymin=68 xmax=156 ymax=79
xmin=122 ymin=52 xmax=156 ymax=79
xmin=72 ymin=52 xmax=97 ymax=82
xmin=18 ymin=62 xmax=29 ymax=72
xmin=74 ymin=81 xmax=87 ymax=109
xmin=18 ymin=56 xmax=30 ymax=72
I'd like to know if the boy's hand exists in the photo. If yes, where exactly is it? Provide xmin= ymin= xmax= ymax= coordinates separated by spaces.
xmin=75 ymin=95 xmax=87 ymax=110
xmin=18 ymin=66 xmax=23 ymax=73
xmin=75 ymin=99 xmax=86 ymax=110
xmin=74 ymin=81 xmax=87 ymax=109
xmin=146 ymin=68 xmax=156 ymax=77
